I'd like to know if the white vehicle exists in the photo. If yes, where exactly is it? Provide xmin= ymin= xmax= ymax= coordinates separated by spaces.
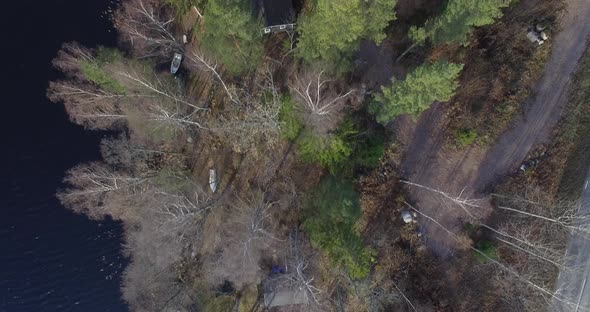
xmin=526 ymin=25 xmax=549 ymax=46
xmin=170 ymin=53 xmax=182 ymax=74
xmin=401 ymin=210 xmax=417 ymax=224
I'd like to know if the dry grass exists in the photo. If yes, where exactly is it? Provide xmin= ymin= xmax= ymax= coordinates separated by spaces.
xmin=556 ymin=44 xmax=590 ymax=197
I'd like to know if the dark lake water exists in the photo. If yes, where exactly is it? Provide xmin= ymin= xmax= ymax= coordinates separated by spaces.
xmin=259 ymin=0 xmax=296 ymax=26
xmin=0 ymin=0 xmax=128 ymax=311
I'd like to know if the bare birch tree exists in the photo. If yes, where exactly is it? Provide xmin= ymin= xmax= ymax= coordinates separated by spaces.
xmin=401 ymin=180 xmax=588 ymax=236
xmin=60 ymin=157 xmax=209 ymax=311
xmin=51 ymin=42 xmax=98 ymax=80
xmin=290 ymin=69 xmax=356 ymax=133
xmin=283 ymin=230 xmax=323 ymax=306
xmin=400 ymin=178 xmax=588 ymax=310
xmin=205 ymin=192 xmax=281 ymax=288
xmin=114 ymin=0 xmax=183 ymax=58
xmin=185 ymin=48 xmax=284 ymax=150
xmin=151 ymin=175 xmax=215 ymax=241
xmin=185 ymin=48 xmax=239 ymax=104
xmin=400 ymin=180 xmax=573 ymax=271
xmin=121 ymin=198 xmax=196 ymax=312
xmin=48 ymin=81 xmax=126 ymax=129
xmin=404 ymin=202 xmax=580 ymax=310
xmin=58 ymin=162 xmax=151 ymax=219
xmin=49 ymin=43 xmax=209 ymax=133
xmin=116 ymin=68 xmax=203 ymax=111
xmin=48 ymin=43 xmax=127 ymax=129
xmin=211 ymin=64 xmax=283 ymax=151
xmin=492 ymin=190 xmax=589 ymax=235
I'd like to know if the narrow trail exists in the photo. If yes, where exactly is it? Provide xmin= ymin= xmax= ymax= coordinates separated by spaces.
xmin=398 ymin=0 xmax=590 ymax=255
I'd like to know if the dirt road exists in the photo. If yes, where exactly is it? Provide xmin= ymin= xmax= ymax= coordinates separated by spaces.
xmin=474 ymin=0 xmax=590 ymax=191
xmin=398 ymin=0 xmax=590 ymax=255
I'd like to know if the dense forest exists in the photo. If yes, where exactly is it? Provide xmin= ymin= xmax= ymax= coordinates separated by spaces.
xmin=48 ymin=0 xmax=590 ymax=311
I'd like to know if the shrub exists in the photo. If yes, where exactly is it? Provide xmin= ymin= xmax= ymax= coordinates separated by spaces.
xmin=474 ymin=240 xmax=498 ymax=263
xmin=296 ymin=119 xmax=357 ymax=173
xmin=202 ymin=295 xmax=234 ymax=312
xmin=303 ymin=176 xmax=374 ymax=279
xmin=238 ymin=285 xmax=258 ymax=312
xmin=296 ymin=117 xmax=385 ymax=174
xmin=463 ymin=222 xmax=480 ymax=236
xmin=456 ymin=128 xmax=477 ymax=147
xmin=152 ymin=168 xmax=192 ymax=193
xmin=278 ymin=95 xmax=303 ymax=141
xmin=95 ymin=46 xmax=122 ymax=64
xmin=297 ymin=131 xmax=353 ymax=173
xmin=80 ymin=62 xmax=125 ymax=94
xmin=297 ymin=118 xmax=359 ymax=174
xmin=80 ymin=47 xmax=126 ymax=94
xmin=164 ymin=0 xmax=202 ymax=17
xmin=351 ymin=132 xmax=385 ymax=168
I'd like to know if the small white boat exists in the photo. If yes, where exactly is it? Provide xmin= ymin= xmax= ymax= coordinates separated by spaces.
xmin=209 ymin=169 xmax=218 ymax=193
xmin=170 ymin=53 xmax=183 ymax=74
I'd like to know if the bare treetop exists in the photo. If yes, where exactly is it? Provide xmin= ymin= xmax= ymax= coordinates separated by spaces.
xmin=290 ymin=69 xmax=356 ymax=135
xmin=114 ymin=0 xmax=182 ymax=59
xmin=202 ymin=191 xmax=283 ymax=289
xmin=58 ymin=162 xmax=151 ymax=219
xmin=51 ymin=42 xmax=96 ymax=80
xmin=49 ymin=43 xmax=209 ymax=133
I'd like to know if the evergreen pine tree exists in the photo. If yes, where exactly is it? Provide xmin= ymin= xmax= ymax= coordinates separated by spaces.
xmin=414 ymin=0 xmax=511 ymax=46
xmin=296 ymin=0 xmax=398 ymax=71
xmin=370 ymin=61 xmax=464 ymax=124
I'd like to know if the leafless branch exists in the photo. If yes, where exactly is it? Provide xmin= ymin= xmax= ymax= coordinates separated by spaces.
xmin=392 ymin=281 xmax=417 ymax=312
xmin=185 ymin=49 xmax=239 ymax=104
xmin=290 ymin=70 xmax=355 ymax=117
xmin=283 ymin=231 xmax=323 ymax=306
xmin=114 ymin=0 xmax=182 ymax=58
xmin=405 ymin=201 xmax=579 ymax=309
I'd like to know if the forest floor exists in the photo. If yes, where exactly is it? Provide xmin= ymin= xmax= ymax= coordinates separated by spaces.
xmin=393 ymin=0 xmax=590 ymax=256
